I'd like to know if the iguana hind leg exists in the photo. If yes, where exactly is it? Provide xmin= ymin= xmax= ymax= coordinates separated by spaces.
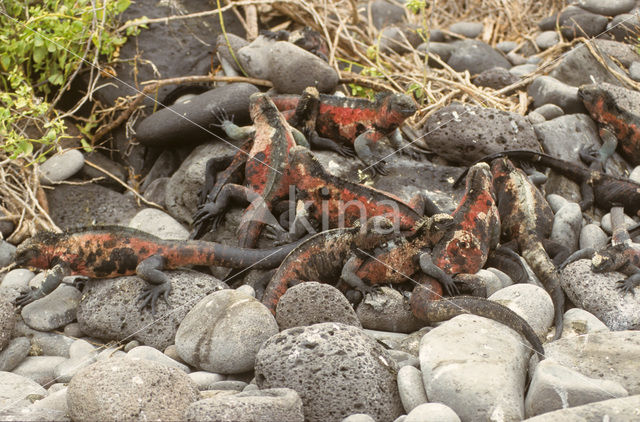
xmin=136 ymin=255 xmax=171 ymax=317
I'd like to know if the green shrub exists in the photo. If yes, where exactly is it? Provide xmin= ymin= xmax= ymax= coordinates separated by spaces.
xmin=0 ymin=0 xmax=134 ymax=161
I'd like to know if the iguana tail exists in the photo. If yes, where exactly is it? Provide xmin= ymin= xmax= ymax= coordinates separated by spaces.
xmin=454 ymin=150 xmax=589 ymax=187
xmin=411 ymin=286 xmax=545 ymax=359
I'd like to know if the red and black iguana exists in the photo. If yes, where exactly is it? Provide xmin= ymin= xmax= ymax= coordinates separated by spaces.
xmin=459 ymin=149 xmax=640 ymax=217
xmin=261 ymin=165 xmax=545 ymax=358
xmin=489 ymin=157 xmax=567 ymax=339
xmin=191 ymin=91 xmax=307 ymax=248
xmin=271 ymin=89 xmax=420 ymax=175
xmin=14 ymin=226 xmax=308 ymax=315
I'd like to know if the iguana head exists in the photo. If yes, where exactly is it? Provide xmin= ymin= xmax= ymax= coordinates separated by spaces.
xmin=415 ymin=213 xmax=455 ymax=245
xmin=591 ymin=250 xmax=615 ymax=272
xmin=376 ymin=93 xmax=417 ymax=127
xmin=249 ymin=92 xmax=282 ymax=125
xmin=354 ymin=216 xmax=396 ymax=249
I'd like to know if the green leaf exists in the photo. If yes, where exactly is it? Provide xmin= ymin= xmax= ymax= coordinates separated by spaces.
xmin=33 ymin=45 xmax=46 ymax=63
xmin=0 ymin=56 xmax=10 ymax=71
xmin=48 ymin=72 xmax=63 ymax=85
xmin=115 ymin=0 xmax=131 ymax=13
xmin=33 ymin=33 xmax=44 ymax=46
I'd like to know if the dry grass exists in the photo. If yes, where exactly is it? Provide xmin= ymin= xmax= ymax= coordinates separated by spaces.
xmin=1 ymin=0 xmax=568 ymax=243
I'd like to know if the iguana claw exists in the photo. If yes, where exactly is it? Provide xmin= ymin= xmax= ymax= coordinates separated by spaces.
xmin=137 ymin=283 xmax=172 ymax=317
xmin=369 ymin=161 xmax=388 ymax=176
xmin=209 ymin=107 xmax=233 ymax=129
xmin=15 ymin=289 xmax=44 ymax=307
xmin=617 ymin=278 xmax=639 ymax=296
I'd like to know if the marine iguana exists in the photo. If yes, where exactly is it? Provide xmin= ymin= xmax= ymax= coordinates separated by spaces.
xmin=489 ymin=157 xmax=567 ymax=339
xmin=456 ymin=149 xmax=640 ymax=217
xmin=270 ymin=89 xmax=420 ymax=175
xmin=191 ymin=92 xmax=305 ymax=248
xmin=560 ymin=206 xmax=640 ymax=295
xmin=579 ymin=83 xmax=640 ymax=166
xmin=14 ymin=226 xmax=308 ymax=315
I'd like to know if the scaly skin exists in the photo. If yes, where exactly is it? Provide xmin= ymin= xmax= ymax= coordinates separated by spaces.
xmin=351 ymin=164 xmax=544 ymax=358
xmin=261 ymin=216 xmax=395 ymax=313
xmin=192 ymin=93 xmax=300 ymax=247
xmin=459 ymin=149 xmax=640 ymax=217
xmin=561 ymin=207 xmax=640 ymax=295
xmin=15 ymin=226 xmax=307 ymax=314
xmin=579 ymin=83 xmax=640 ymax=166
xmin=272 ymin=90 xmax=418 ymax=175
xmin=490 ymin=157 xmax=565 ymax=339
xmin=284 ymin=146 xmax=430 ymax=235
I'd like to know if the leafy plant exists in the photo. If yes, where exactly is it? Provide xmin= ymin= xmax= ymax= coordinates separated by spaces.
xmin=0 ymin=0 xmax=135 ymax=162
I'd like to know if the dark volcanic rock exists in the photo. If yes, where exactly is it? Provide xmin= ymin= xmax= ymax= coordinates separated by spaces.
xmin=46 ymin=184 xmax=140 ymax=229
xmin=255 ymin=323 xmax=404 ymax=422
xmin=134 ymin=83 xmax=259 ymax=148
xmin=86 ymin=0 xmax=244 ymax=110
xmin=447 ymin=40 xmax=511 ymax=75
xmin=423 ymin=103 xmax=541 ymax=165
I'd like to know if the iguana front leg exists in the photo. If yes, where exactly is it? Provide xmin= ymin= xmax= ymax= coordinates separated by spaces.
xmin=15 ymin=262 xmax=71 ymax=306
xmin=418 ymin=251 xmax=459 ymax=296
xmin=136 ymin=255 xmax=171 ymax=316
xmin=388 ymin=129 xmax=425 ymax=160
xmin=354 ymin=130 xmax=387 ymax=176
xmin=340 ymin=253 xmax=375 ymax=296
xmin=617 ymin=265 xmax=640 ymax=295
xmin=193 ymin=184 xmax=264 ymax=230
xmin=309 ymin=132 xmax=356 ymax=157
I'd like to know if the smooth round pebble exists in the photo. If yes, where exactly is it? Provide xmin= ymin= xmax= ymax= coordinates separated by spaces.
xmin=0 ymin=371 xmax=47 ymax=409
xmin=489 ymin=284 xmax=554 ymax=337
xmin=268 ymin=41 xmax=339 ymax=94
xmin=175 ymin=289 xmax=278 ymax=374
xmin=576 ymin=0 xmax=635 ymax=16
xmin=127 ymin=345 xmax=190 ymax=372
xmin=39 ymin=149 xmax=85 ymax=185
xmin=449 ymin=21 xmax=483 ymax=38
xmin=0 ymin=336 xmax=30 ymax=372
xmin=128 ymin=208 xmax=189 ymax=240
xmin=561 ymin=308 xmax=609 ymax=339
xmin=188 ymin=371 xmax=226 ymax=390
xmin=405 ymin=402 xmax=461 ymax=422
xmin=397 ymin=365 xmax=427 ymax=413
xmin=630 ymin=165 xmax=640 ymax=183
xmin=236 ymin=284 xmax=255 ymax=298
xmin=579 ymin=224 xmax=608 ymax=250
xmin=534 ymin=104 xmax=564 ymax=120
xmin=63 ymin=322 xmax=84 ymax=338
xmin=528 ymin=76 xmax=583 ymax=113
xmin=356 ymin=286 xmax=422 ymax=333
xmin=550 ymin=202 xmax=582 ymax=252
xmin=527 ymin=111 xmax=546 ymax=125
xmin=21 ymin=285 xmax=81 ymax=331
xmin=535 ymin=31 xmax=560 ymax=50
xmin=600 ymin=212 xmax=636 ymax=234
xmin=0 ymin=241 xmax=16 ymax=269
xmin=342 ymin=414 xmax=376 ymax=422
xmin=0 ymin=269 xmax=34 ymax=291
xmin=525 ymin=359 xmax=628 ymax=417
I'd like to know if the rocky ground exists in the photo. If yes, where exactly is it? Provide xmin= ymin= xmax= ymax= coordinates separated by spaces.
xmin=2 ymin=0 xmax=640 ymax=421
